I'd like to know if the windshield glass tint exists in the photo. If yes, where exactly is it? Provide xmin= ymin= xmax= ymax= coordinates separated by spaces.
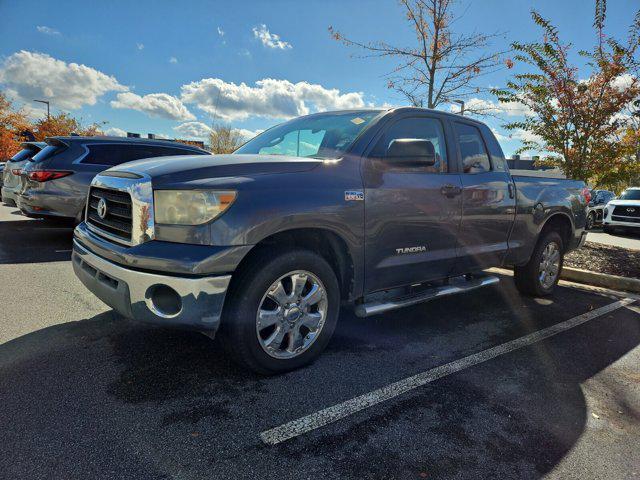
xmin=31 ymin=145 xmax=62 ymax=163
xmin=235 ymin=111 xmax=381 ymax=159
xmin=619 ymin=189 xmax=640 ymax=200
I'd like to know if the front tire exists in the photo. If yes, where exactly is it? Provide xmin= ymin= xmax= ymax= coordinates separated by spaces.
xmin=514 ymin=231 xmax=564 ymax=297
xmin=221 ymin=249 xmax=340 ymax=375
xmin=586 ymin=212 xmax=595 ymax=230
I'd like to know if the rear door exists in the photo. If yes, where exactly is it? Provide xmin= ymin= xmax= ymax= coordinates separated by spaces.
xmin=452 ymin=121 xmax=516 ymax=272
xmin=363 ymin=114 xmax=463 ymax=293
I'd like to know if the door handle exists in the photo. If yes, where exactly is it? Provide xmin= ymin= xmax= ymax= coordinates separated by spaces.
xmin=508 ymin=183 xmax=515 ymax=199
xmin=441 ymin=184 xmax=462 ymax=197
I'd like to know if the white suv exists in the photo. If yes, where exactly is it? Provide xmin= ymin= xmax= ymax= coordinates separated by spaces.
xmin=603 ymin=187 xmax=640 ymax=233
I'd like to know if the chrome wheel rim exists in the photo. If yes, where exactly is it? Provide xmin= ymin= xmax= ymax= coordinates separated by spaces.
xmin=256 ymin=270 xmax=328 ymax=359
xmin=538 ymin=241 xmax=561 ymax=289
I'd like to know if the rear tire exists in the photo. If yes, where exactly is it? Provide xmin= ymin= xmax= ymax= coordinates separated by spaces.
xmin=220 ymin=249 xmax=340 ymax=375
xmin=514 ymin=231 xmax=564 ymax=297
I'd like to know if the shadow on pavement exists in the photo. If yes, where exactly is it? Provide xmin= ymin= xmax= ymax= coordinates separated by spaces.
xmin=0 ymin=218 xmax=74 ymax=264
xmin=0 ymin=281 xmax=638 ymax=479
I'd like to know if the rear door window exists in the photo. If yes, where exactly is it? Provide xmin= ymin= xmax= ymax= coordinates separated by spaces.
xmin=455 ymin=123 xmax=491 ymax=174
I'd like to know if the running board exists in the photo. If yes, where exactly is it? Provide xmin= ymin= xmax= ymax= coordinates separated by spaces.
xmin=355 ymin=275 xmax=500 ymax=318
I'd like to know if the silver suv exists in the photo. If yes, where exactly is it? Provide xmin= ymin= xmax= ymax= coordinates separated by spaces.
xmin=2 ymin=142 xmax=46 ymax=206
xmin=17 ymin=136 xmax=209 ymax=223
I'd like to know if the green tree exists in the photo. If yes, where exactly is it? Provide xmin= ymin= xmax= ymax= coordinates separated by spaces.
xmin=494 ymin=1 xmax=640 ymax=184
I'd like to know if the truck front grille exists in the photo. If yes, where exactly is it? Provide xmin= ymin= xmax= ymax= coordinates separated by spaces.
xmin=87 ymin=187 xmax=133 ymax=242
xmin=613 ymin=205 xmax=640 ymax=218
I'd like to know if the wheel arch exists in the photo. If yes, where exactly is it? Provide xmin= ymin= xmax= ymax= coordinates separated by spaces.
xmin=231 ymin=227 xmax=357 ymax=302
xmin=539 ymin=212 xmax=573 ymax=251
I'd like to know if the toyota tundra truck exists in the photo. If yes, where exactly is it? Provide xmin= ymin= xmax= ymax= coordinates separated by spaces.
xmin=72 ymin=108 xmax=588 ymax=374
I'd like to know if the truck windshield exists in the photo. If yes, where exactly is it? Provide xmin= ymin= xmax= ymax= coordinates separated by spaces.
xmin=619 ymin=189 xmax=640 ymax=200
xmin=235 ymin=110 xmax=382 ymax=159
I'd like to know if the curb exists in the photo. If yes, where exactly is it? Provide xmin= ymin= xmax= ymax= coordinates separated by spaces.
xmin=559 ymin=267 xmax=640 ymax=294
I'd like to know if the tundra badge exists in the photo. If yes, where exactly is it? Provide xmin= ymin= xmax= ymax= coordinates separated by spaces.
xmin=396 ymin=246 xmax=427 ymax=255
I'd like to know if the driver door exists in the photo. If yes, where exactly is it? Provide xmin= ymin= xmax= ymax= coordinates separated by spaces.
xmin=362 ymin=115 xmax=463 ymax=293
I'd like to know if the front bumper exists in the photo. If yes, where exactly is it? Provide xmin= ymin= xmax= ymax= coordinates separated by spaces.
xmin=72 ymin=239 xmax=231 ymax=332
xmin=603 ymin=219 xmax=640 ymax=229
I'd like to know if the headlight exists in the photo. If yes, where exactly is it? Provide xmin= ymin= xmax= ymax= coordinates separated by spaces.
xmin=154 ymin=190 xmax=236 ymax=225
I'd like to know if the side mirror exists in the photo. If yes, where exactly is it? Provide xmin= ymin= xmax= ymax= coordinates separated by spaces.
xmin=386 ymin=139 xmax=436 ymax=166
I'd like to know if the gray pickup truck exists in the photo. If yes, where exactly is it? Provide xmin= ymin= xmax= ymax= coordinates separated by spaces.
xmin=72 ymin=108 xmax=588 ymax=374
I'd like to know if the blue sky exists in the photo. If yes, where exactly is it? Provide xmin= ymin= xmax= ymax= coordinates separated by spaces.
xmin=0 ymin=0 xmax=636 ymax=154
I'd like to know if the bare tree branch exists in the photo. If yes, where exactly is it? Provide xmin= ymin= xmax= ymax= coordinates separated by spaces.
xmin=329 ymin=0 xmax=510 ymax=110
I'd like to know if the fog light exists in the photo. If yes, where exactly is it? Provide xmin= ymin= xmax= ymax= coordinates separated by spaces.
xmin=145 ymin=284 xmax=182 ymax=318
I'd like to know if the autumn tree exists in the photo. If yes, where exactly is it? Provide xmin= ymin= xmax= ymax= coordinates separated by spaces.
xmin=329 ymin=0 xmax=507 ymax=111
xmin=209 ymin=123 xmax=244 ymax=154
xmin=77 ymin=121 xmax=107 ymax=137
xmin=494 ymin=1 xmax=640 ymax=184
xmin=0 ymin=92 xmax=31 ymax=160
xmin=32 ymin=112 xmax=81 ymax=141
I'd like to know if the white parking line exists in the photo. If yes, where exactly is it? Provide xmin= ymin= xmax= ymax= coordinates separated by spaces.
xmin=260 ymin=298 xmax=635 ymax=445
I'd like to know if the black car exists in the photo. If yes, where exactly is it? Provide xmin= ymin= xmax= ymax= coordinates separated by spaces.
xmin=16 ymin=136 xmax=209 ymax=223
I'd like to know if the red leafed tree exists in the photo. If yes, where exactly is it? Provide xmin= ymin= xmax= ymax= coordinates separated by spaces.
xmin=0 ymin=92 xmax=31 ymax=160
xmin=494 ymin=1 xmax=640 ymax=184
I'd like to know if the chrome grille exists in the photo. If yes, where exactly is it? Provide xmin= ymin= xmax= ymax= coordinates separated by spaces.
xmin=87 ymin=187 xmax=133 ymax=242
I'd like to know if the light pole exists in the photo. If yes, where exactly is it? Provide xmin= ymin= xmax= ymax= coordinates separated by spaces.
xmin=454 ymin=100 xmax=465 ymax=115
xmin=34 ymin=99 xmax=50 ymax=120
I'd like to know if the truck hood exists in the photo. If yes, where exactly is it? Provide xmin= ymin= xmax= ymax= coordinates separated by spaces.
xmin=106 ymin=154 xmax=323 ymax=188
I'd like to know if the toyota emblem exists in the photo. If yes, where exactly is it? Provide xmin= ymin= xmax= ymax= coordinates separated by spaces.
xmin=97 ymin=198 xmax=108 ymax=219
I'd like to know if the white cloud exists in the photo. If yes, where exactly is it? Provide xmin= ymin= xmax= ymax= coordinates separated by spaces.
xmin=252 ymin=24 xmax=292 ymax=50
xmin=490 ymin=128 xmax=509 ymax=142
xmin=169 ymin=57 xmax=178 ymax=64
xmin=136 ymin=43 xmax=144 ymax=50
xmin=111 ymin=92 xmax=195 ymax=121
xmin=612 ymin=73 xmax=636 ymax=91
xmin=0 ymin=51 xmax=127 ymax=109
xmin=104 ymin=127 xmax=127 ymax=137
xmin=173 ymin=121 xmax=211 ymax=139
xmin=236 ymin=128 xmax=263 ymax=141
xmin=180 ymin=78 xmax=367 ymax=121
xmin=453 ymin=97 xmax=532 ymax=117
xmin=173 ymin=123 xmax=263 ymax=142
xmin=510 ymin=128 xmax=543 ymax=144
xmin=36 ymin=26 xmax=60 ymax=36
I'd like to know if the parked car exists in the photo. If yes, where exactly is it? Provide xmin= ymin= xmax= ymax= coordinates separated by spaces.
xmin=16 ymin=136 xmax=209 ymax=223
xmin=72 ymin=108 xmax=588 ymax=374
xmin=602 ymin=187 xmax=640 ymax=233
xmin=586 ymin=189 xmax=616 ymax=229
xmin=2 ymin=142 xmax=47 ymax=206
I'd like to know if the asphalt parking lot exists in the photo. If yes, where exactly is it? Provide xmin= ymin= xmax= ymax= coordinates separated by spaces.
xmin=0 ymin=203 xmax=639 ymax=480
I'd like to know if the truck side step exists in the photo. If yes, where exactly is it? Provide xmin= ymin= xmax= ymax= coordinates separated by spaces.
xmin=355 ymin=274 xmax=500 ymax=318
